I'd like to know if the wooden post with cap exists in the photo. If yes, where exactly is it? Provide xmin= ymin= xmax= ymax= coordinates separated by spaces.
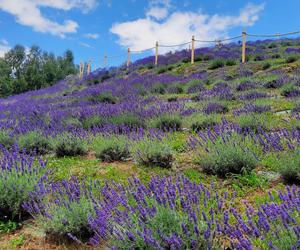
xmin=191 ymin=35 xmax=195 ymax=64
xmin=155 ymin=41 xmax=159 ymax=66
xmin=242 ymin=30 xmax=247 ymax=63
xmin=127 ymin=48 xmax=131 ymax=69
xmin=87 ymin=60 xmax=91 ymax=75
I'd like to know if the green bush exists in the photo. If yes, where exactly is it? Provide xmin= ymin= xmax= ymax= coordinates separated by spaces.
xmin=94 ymin=136 xmax=130 ymax=162
xmin=167 ymin=96 xmax=178 ymax=102
xmin=236 ymin=114 xmax=267 ymax=133
xmin=198 ymin=134 xmax=258 ymax=177
xmin=279 ymin=150 xmax=300 ymax=183
xmin=109 ymin=113 xmax=145 ymax=129
xmin=225 ymin=59 xmax=236 ymax=66
xmin=133 ymin=139 xmax=174 ymax=168
xmin=262 ymin=62 xmax=271 ymax=70
xmin=208 ymin=59 xmax=224 ymax=70
xmin=0 ymin=131 xmax=14 ymax=149
xmin=154 ymin=114 xmax=182 ymax=131
xmin=157 ymin=67 xmax=167 ymax=74
xmin=54 ymin=133 xmax=88 ymax=157
xmin=25 ymin=178 xmax=96 ymax=242
xmin=281 ymin=84 xmax=299 ymax=97
xmin=18 ymin=131 xmax=52 ymax=155
xmin=286 ymin=56 xmax=297 ymax=63
xmin=88 ymin=91 xmax=117 ymax=104
xmin=191 ymin=115 xmax=220 ymax=132
xmin=62 ymin=117 xmax=82 ymax=128
xmin=0 ymin=147 xmax=47 ymax=220
xmin=82 ymin=115 xmax=104 ymax=130
xmin=151 ymin=83 xmax=166 ymax=94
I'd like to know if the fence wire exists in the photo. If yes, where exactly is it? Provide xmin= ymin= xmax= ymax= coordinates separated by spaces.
xmin=94 ymin=28 xmax=300 ymax=69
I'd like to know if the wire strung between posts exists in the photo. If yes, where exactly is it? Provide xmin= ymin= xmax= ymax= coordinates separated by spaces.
xmin=106 ymin=53 xmax=126 ymax=59
xmin=247 ymin=30 xmax=300 ymax=38
xmin=159 ymin=41 xmax=191 ymax=48
xmin=195 ymin=35 xmax=243 ymax=43
xmin=131 ymin=47 xmax=156 ymax=53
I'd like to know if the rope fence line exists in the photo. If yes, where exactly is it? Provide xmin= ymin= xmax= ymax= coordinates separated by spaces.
xmin=79 ymin=29 xmax=300 ymax=78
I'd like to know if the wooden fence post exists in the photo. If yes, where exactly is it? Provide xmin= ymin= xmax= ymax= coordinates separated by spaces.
xmin=80 ymin=61 xmax=84 ymax=78
xmin=191 ymin=35 xmax=195 ymax=64
xmin=242 ymin=30 xmax=247 ymax=63
xmin=87 ymin=60 xmax=91 ymax=75
xmin=155 ymin=41 xmax=159 ymax=66
xmin=127 ymin=48 xmax=131 ymax=69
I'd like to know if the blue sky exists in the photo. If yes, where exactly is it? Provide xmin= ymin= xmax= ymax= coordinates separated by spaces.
xmin=0 ymin=0 xmax=300 ymax=68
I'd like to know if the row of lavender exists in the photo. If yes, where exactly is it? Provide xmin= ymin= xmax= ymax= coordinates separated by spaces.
xmin=0 ymin=66 xmax=299 ymax=138
xmin=0 ymin=145 xmax=299 ymax=249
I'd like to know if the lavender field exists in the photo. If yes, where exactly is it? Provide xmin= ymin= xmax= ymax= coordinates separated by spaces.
xmin=0 ymin=38 xmax=300 ymax=249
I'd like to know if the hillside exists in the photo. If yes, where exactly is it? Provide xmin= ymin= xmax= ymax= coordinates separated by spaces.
xmin=0 ymin=37 xmax=299 ymax=249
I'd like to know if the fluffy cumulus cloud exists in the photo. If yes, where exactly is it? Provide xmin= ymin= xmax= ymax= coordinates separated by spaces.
xmin=0 ymin=0 xmax=97 ymax=37
xmin=111 ymin=2 xmax=265 ymax=52
xmin=0 ymin=38 xmax=10 ymax=57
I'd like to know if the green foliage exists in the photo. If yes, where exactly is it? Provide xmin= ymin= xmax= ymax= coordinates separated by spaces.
xmin=151 ymin=83 xmax=166 ymax=94
xmin=262 ymin=62 xmax=271 ymax=70
xmin=236 ymin=114 xmax=267 ymax=133
xmin=208 ymin=59 xmax=224 ymax=70
xmin=112 ymin=200 xmax=209 ymax=250
xmin=0 ymin=155 xmax=47 ymax=220
xmin=88 ymin=91 xmax=117 ymax=104
xmin=62 ymin=117 xmax=82 ymax=128
xmin=82 ymin=115 xmax=104 ymax=130
xmin=0 ymin=220 xmax=19 ymax=233
xmin=133 ymin=139 xmax=174 ymax=168
xmin=94 ymin=136 xmax=130 ymax=162
xmin=1 ymin=45 xmax=77 ymax=97
xmin=279 ymin=149 xmax=300 ymax=183
xmin=225 ymin=59 xmax=236 ymax=66
xmin=54 ymin=133 xmax=88 ymax=157
xmin=18 ymin=131 xmax=52 ymax=155
xmin=156 ymin=67 xmax=167 ymax=74
xmin=0 ymin=131 xmax=14 ymax=149
xmin=109 ymin=113 xmax=145 ymax=129
xmin=281 ymin=84 xmax=299 ymax=97
xmin=8 ymin=235 xmax=25 ymax=248
xmin=154 ymin=114 xmax=182 ymax=131
xmin=190 ymin=114 xmax=220 ymax=132
xmin=198 ymin=134 xmax=258 ymax=177
xmin=285 ymin=56 xmax=297 ymax=63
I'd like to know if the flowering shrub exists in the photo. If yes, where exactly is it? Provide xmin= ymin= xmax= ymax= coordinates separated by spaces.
xmin=23 ymin=177 xmax=96 ymax=242
xmin=203 ymin=103 xmax=228 ymax=114
xmin=279 ymin=149 xmax=300 ymax=183
xmin=198 ymin=133 xmax=258 ymax=177
xmin=0 ymin=131 xmax=14 ymax=149
xmin=94 ymin=136 xmax=130 ymax=162
xmin=133 ymin=139 xmax=174 ymax=168
xmin=154 ymin=114 xmax=182 ymax=132
xmin=88 ymin=91 xmax=117 ymax=104
xmin=89 ymin=176 xmax=228 ymax=249
xmin=18 ymin=131 xmax=52 ymax=155
xmin=190 ymin=115 xmax=220 ymax=132
xmin=82 ymin=115 xmax=104 ymax=130
xmin=54 ymin=133 xmax=88 ymax=157
xmin=222 ymin=185 xmax=300 ymax=250
xmin=0 ymin=146 xmax=47 ymax=220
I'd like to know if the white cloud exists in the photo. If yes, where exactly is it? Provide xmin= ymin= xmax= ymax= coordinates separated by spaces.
xmin=84 ymin=33 xmax=99 ymax=39
xmin=146 ymin=0 xmax=171 ymax=20
xmin=0 ymin=0 xmax=98 ymax=37
xmin=0 ymin=38 xmax=10 ymax=57
xmin=78 ymin=41 xmax=94 ymax=48
xmin=111 ymin=2 xmax=265 ymax=52
xmin=146 ymin=7 xmax=169 ymax=20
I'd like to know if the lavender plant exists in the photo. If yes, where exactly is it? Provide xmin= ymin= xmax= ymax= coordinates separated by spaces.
xmin=93 ymin=136 xmax=130 ymax=162
xmin=198 ymin=133 xmax=258 ymax=177
xmin=54 ymin=133 xmax=88 ymax=157
xmin=0 ymin=146 xmax=47 ymax=220
xmin=133 ymin=139 xmax=174 ymax=168
xmin=23 ymin=177 xmax=96 ymax=242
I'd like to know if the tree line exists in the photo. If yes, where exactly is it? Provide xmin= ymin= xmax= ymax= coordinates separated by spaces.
xmin=0 ymin=45 xmax=78 ymax=97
